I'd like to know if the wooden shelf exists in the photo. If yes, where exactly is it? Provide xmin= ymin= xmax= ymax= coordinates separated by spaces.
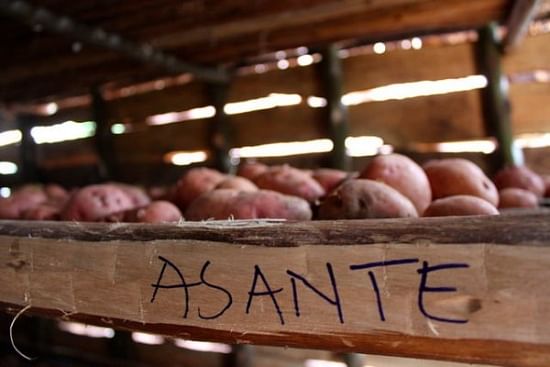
xmin=1 ymin=212 xmax=550 ymax=366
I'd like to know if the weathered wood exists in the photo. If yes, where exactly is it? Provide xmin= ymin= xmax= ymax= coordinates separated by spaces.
xmin=343 ymin=42 xmax=477 ymax=92
xmin=509 ymin=82 xmax=550 ymax=134
xmin=476 ymin=23 xmax=520 ymax=168
xmin=348 ymin=91 xmax=485 ymax=145
xmin=502 ymin=0 xmax=543 ymax=53
xmin=0 ymin=214 xmax=550 ymax=366
xmin=0 ymin=0 xmax=229 ymax=84
xmin=503 ymin=32 xmax=550 ymax=74
xmin=319 ymin=45 xmax=350 ymax=170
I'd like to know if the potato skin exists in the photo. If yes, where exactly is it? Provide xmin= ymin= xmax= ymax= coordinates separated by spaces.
xmin=0 ymin=186 xmax=48 ymax=219
xmin=112 ymin=183 xmax=151 ymax=207
xmin=237 ymin=161 xmax=269 ymax=181
xmin=318 ymin=179 xmax=418 ymax=220
xmin=61 ymin=184 xmax=135 ymax=221
xmin=423 ymin=195 xmax=499 ymax=217
xmin=312 ymin=169 xmax=349 ymax=195
xmin=498 ymin=188 xmax=539 ymax=209
xmin=360 ymin=154 xmax=432 ymax=214
xmin=543 ymin=175 xmax=550 ymax=198
xmin=174 ymin=168 xmax=226 ymax=209
xmin=22 ymin=203 xmax=61 ymax=221
xmin=493 ymin=166 xmax=545 ymax=197
xmin=185 ymin=189 xmax=312 ymax=221
xmin=254 ymin=165 xmax=325 ymax=203
xmin=423 ymin=158 xmax=498 ymax=206
xmin=215 ymin=176 xmax=258 ymax=192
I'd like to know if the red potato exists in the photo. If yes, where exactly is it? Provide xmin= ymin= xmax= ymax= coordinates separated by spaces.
xmin=215 ymin=176 xmax=258 ymax=192
xmin=237 ymin=161 xmax=269 ymax=181
xmin=254 ymin=165 xmax=325 ymax=203
xmin=493 ymin=166 xmax=545 ymax=197
xmin=543 ymin=175 xmax=550 ymax=198
xmin=112 ymin=183 xmax=151 ymax=207
xmin=61 ymin=184 xmax=136 ymax=221
xmin=360 ymin=154 xmax=432 ymax=214
xmin=318 ymin=179 xmax=418 ymax=220
xmin=0 ymin=187 xmax=48 ymax=219
xmin=174 ymin=168 xmax=226 ymax=209
xmin=44 ymin=184 xmax=69 ymax=202
xmin=312 ymin=168 xmax=349 ymax=194
xmin=424 ymin=195 xmax=499 ymax=217
xmin=185 ymin=189 xmax=312 ymax=221
xmin=112 ymin=200 xmax=182 ymax=223
xmin=22 ymin=203 xmax=61 ymax=221
xmin=498 ymin=188 xmax=539 ymax=209
xmin=423 ymin=158 xmax=498 ymax=207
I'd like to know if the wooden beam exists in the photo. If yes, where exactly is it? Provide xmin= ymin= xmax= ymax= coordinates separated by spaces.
xmin=0 ymin=0 xmax=229 ymax=84
xmin=16 ymin=114 xmax=39 ymax=183
xmin=319 ymin=45 xmax=350 ymax=170
xmin=502 ymin=0 xmax=543 ymax=53
xmin=0 ymin=213 xmax=550 ymax=366
xmin=207 ymin=82 xmax=234 ymax=173
xmin=476 ymin=23 xmax=522 ymax=169
xmin=91 ymin=87 xmax=115 ymax=181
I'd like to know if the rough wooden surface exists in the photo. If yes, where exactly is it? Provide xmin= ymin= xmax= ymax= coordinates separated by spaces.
xmin=0 ymin=214 xmax=550 ymax=367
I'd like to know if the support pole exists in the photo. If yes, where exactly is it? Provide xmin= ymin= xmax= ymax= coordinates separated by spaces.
xmin=502 ymin=0 xmax=542 ymax=53
xmin=17 ymin=114 xmax=39 ymax=183
xmin=207 ymin=82 xmax=233 ymax=173
xmin=91 ymin=87 xmax=115 ymax=181
xmin=319 ymin=45 xmax=350 ymax=170
xmin=476 ymin=23 xmax=522 ymax=170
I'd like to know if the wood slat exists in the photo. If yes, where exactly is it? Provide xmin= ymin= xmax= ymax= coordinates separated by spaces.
xmin=230 ymin=105 xmax=325 ymax=148
xmin=509 ymin=82 xmax=550 ymax=134
xmin=523 ymin=146 xmax=550 ymax=174
xmin=503 ymin=32 xmax=550 ymax=74
xmin=0 ymin=214 xmax=550 ymax=366
xmin=348 ymin=90 xmax=486 ymax=145
xmin=343 ymin=42 xmax=477 ymax=92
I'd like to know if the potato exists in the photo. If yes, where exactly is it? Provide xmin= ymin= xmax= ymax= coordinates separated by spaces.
xmin=22 ymin=203 xmax=61 ymax=221
xmin=424 ymin=195 xmax=499 ymax=217
xmin=360 ymin=154 xmax=432 ymax=214
xmin=318 ymin=179 xmax=418 ymax=219
xmin=174 ymin=168 xmax=226 ymax=209
xmin=312 ymin=168 xmax=349 ymax=194
xmin=215 ymin=176 xmax=258 ymax=192
xmin=112 ymin=183 xmax=151 ymax=207
xmin=543 ymin=175 xmax=550 ymax=198
xmin=423 ymin=158 xmax=498 ymax=206
xmin=112 ymin=200 xmax=182 ymax=223
xmin=498 ymin=188 xmax=539 ymax=209
xmin=0 ymin=187 xmax=48 ymax=219
xmin=61 ymin=184 xmax=135 ymax=221
xmin=185 ymin=189 xmax=312 ymax=221
xmin=493 ymin=166 xmax=545 ymax=197
xmin=254 ymin=165 xmax=325 ymax=203
xmin=44 ymin=184 xmax=69 ymax=202
xmin=237 ymin=161 xmax=269 ymax=180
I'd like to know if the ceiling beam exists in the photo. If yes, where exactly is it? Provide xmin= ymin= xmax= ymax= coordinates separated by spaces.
xmin=0 ymin=0 xmax=229 ymax=84
xmin=502 ymin=0 xmax=543 ymax=52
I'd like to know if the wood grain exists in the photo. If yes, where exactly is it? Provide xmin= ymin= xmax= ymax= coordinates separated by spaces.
xmin=0 ymin=213 xmax=549 ymax=366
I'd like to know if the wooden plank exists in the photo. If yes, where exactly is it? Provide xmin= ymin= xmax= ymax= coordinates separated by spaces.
xmin=230 ymin=105 xmax=325 ymax=148
xmin=523 ymin=146 xmax=550 ymax=174
xmin=113 ymin=120 xmax=210 ymax=157
xmin=509 ymin=82 xmax=550 ymax=134
xmin=503 ymin=32 xmax=550 ymax=74
xmin=502 ymin=0 xmax=543 ymax=52
xmin=348 ymin=91 xmax=486 ymax=146
xmin=343 ymin=42 xmax=477 ymax=92
xmin=35 ymin=106 xmax=93 ymax=126
xmin=0 ymin=214 xmax=550 ymax=366
xmin=107 ymin=83 xmax=208 ymax=123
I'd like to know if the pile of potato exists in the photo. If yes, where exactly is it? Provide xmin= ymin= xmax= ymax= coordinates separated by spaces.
xmin=0 ymin=154 xmax=548 ymax=223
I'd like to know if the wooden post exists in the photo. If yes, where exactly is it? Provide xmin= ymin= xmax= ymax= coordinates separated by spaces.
xmin=91 ymin=87 xmax=116 ymax=181
xmin=207 ymin=82 xmax=233 ymax=173
xmin=502 ymin=0 xmax=542 ymax=53
xmin=342 ymin=352 xmax=364 ymax=367
xmin=476 ymin=23 xmax=522 ymax=170
xmin=319 ymin=44 xmax=350 ymax=171
xmin=224 ymin=345 xmax=254 ymax=367
xmin=17 ymin=114 xmax=39 ymax=183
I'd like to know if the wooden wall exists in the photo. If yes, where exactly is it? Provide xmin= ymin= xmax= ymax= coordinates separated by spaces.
xmin=2 ymin=31 xmax=550 ymax=186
